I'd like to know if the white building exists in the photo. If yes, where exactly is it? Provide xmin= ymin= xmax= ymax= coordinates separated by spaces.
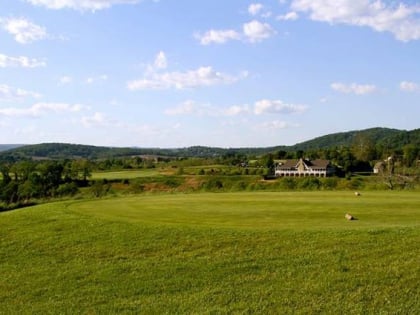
xmin=275 ymin=158 xmax=335 ymax=177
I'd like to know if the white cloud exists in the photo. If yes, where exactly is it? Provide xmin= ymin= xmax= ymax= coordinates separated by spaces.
xmin=81 ymin=112 xmax=107 ymax=127
xmin=196 ymin=20 xmax=275 ymax=46
xmin=0 ymin=53 xmax=46 ymax=68
xmin=223 ymin=104 xmax=250 ymax=116
xmin=277 ymin=11 xmax=299 ymax=21
xmin=331 ymin=82 xmax=377 ymax=95
xmin=59 ymin=76 xmax=72 ymax=85
xmin=154 ymin=51 xmax=167 ymax=69
xmin=85 ymin=74 xmax=108 ymax=84
xmin=249 ymin=3 xmax=264 ymax=16
xmin=254 ymin=99 xmax=307 ymax=115
xmin=1 ymin=18 xmax=47 ymax=44
xmin=26 ymin=0 xmax=140 ymax=11
xmin=0 ymin=102 xmax=84 ymax=118
xmin=291 ymin=0 xmax=420 ymax=42
xmin=164 ymin=101 xmax=250 ymax=117
xmin=400 ymin=81 xmax=420 ymax=92
xmin=164 ymin=99 xmax=306 ymax=118
xmin=258 ymin=120 xmax=299 ymax=130
xmin=195 ymin=29 xmax=241 ymax=45
xmin=0 ymin=84 xmax=42 ymax=101
xmin=243 ymin=20 xmax=276 ymax=43
xmin=128 ymin=67 xmax=247 ymax=90
xmin=164 ymin=100 xmax=197 ymax=115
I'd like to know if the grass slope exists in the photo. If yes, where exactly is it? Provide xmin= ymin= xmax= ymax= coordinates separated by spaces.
xmin=91 ymin=169 xmax=162 ymax=180
xmin=1 ymin=191 xmax=419 ymax=314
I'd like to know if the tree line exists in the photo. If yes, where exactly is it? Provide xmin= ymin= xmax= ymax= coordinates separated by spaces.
xmin=0 ymin=159 xmax=91 ymax=206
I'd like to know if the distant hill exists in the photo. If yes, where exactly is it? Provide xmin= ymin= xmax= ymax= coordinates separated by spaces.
xmin=290 ymin=127 xmax=420 ymax=151
xmin=0 ymin=127 xmax=418 ymax=160
xmin=0 ymin=144 xmax=25 ymax=152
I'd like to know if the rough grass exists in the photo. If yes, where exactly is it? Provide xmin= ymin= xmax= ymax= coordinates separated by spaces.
xmin=0 ymin=191 xmax=419 ymax=314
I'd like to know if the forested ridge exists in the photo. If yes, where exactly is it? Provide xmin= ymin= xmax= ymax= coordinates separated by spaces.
xmin=1 ymin=127 xmax=419 ymax=160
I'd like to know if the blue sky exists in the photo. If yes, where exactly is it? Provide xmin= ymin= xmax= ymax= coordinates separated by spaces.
xmin=1 ymin=0 xmax=419 ymax=148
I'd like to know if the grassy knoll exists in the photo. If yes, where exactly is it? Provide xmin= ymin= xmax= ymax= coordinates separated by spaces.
xmin=1 ymin=191 xmax=419 ymax=314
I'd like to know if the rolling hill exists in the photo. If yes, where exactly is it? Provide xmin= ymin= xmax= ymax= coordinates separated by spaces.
xmin=0 ymin=127 xmax=418 ymax=160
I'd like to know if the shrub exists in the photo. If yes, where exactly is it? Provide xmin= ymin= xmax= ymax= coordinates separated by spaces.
xmin=322 ymin=177 xmax=338 ymax=190
xmin=129 ymin=179 xmax=145 ymax=193
xmin=298 ymin=177 xmax=321 ymax=190
xmin=56 ymin=182 xmax=79 ymax=197
xmin=90 ymin=180 xmax=111 ymax=198
xmin=202 ymin=178 xmax=224 ymax=191
xmin=279 ymin=177 xmax=297 ymax=190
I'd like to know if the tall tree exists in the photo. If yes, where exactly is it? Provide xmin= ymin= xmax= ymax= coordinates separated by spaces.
xmin=351 ymin=133 xmax=376 ymax=162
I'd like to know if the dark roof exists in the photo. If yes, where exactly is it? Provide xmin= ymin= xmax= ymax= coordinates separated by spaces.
xmin=308 ymin=159 xmax=330 ymax=168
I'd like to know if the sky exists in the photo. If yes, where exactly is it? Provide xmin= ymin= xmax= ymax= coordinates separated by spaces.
xmin=1 ymin=0 xmax=420 ymax=148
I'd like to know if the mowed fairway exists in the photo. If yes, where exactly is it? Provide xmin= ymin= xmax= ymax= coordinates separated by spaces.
xmin=1 ymin=191 xmax=419 ymax=314
xmin=72 ymin=191 xmax=420 ymax=230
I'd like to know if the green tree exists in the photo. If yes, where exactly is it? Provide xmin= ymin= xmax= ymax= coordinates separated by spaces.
xmin=351 ymin=133 xmax=376 ymax=162
xmin=0 ymin=163 xmax=11 ymax=185
xmin=403 ymin=144 xmax=419 ymax=167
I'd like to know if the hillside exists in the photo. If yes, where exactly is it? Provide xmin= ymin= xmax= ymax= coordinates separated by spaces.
xmin=0 ymin=144 xmax=25 ymax=152
xmin=291 ymin=127 xmax=420 ymax=151
xmin=0 ymin=127 xmax=418 ymax=160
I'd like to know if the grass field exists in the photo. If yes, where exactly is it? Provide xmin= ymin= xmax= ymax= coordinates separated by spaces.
xmin=91 ymin=169 xmax=162 ymax=180
xmin=1 ymin=191 xmax=419 ymax=313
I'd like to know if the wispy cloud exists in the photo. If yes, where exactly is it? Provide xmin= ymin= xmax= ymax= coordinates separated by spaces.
xmin=195 ymin=29 xmax=241 ymax=45
xmin=59 ymin=76 xmax=72 ymax=85
xmin=128 ymin=66 xmax=248 ymax=90
xmin=164 ymin=100 xmax=250 ymax=117
xmin=0 ymin=84 xmax=42 ymax=101
xmin=154 ymin=51 xmax=167 ymax=70
xmin=0 ymin=53 xmax=46 ymax=68
xmin=291 ymin=0 xmax=420 ymax=42
xmin=254 ymin=99 xmax=307 ymax=115
xmin=81 ymin=112 xmax=109 ymax=127
xmin=277 ymin=12 xmax=299 ymax=21
xmin=165 ymin=99 xmax=306 ymax=117
xmin=164 ymin=100 xmax=210 ymax=116
xmin=248 ymin=3 xmax=264 ymax=16
xmin=196 ymin=20 xmax=275 ymax=45
xmin=400 ymin=81 xmax=420 ymax=92
xmin=0 ymin=102 xmax=85 ymax=118
xmin=0 ymin=17 xmax=47 ymax=44
xmin=331 ymin=82 xmax=377 ymax=95
xmin=258 ymin=120 xmax=300 ymax=130
xmin=85 ymin=74 xmax=108 ymax=84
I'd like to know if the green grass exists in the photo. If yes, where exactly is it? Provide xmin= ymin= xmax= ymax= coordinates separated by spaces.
xmin=1 ymin=191 xmax=419 ymax=314
xmin=91 ymin=169 xmax=161 ymax=180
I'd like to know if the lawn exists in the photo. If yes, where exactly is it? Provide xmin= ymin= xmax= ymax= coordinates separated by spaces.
xmin=0 ymin=191 xmax=419 ymax=313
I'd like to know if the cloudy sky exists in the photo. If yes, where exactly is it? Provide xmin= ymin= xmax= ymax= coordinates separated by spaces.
xmin=1 ymin=0 xmax=419 ymax=147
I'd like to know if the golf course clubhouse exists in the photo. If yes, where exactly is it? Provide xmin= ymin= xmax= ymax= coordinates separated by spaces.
xmin=275 ymin=158 xmax=335 ymax=177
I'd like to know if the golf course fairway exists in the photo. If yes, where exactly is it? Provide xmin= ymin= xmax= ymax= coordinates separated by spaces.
xmin=1 ymin=191 xmax=419 ymax=313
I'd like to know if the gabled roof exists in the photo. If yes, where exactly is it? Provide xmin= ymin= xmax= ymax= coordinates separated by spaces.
xmin=277 ymin=158 xmax=331 ymax=170
xmin=308 ymin=159 xmax=330 ymax=168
